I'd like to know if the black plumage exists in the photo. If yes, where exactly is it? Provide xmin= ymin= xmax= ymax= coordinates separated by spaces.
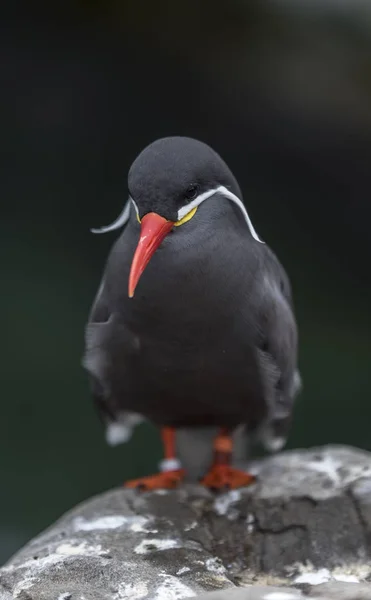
xmin=82 ymin=137 xmax=301 ymax=489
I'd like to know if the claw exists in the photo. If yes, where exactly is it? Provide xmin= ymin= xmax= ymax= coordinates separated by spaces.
xmin=200 ymin=465 xmax=255 ymax=491
xmin=124 ymin=469 xmax=185 ymax=491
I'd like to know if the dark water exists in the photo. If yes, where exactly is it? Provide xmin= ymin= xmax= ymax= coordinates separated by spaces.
xmin=1 ymin=0 xmax=371 ymax=563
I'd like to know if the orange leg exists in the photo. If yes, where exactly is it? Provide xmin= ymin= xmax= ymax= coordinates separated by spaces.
xmin=124 ymin=427 xmax=185 ymax=491
xmin=200 ymin=428 xmax=256 ymax=491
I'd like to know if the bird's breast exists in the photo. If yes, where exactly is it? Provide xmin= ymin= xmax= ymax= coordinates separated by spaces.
xmin=108 ymin=221 xmax=260 ymax=360
xmin=105 ymin=225 xmax=266 ymax=426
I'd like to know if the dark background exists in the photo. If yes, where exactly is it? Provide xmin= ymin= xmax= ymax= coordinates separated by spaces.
xmin=2 ymin=0 xmax=371 ymax=563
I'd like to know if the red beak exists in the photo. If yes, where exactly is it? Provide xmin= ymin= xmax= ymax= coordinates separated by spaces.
xmin=128 ymin=212 xmax=174 ymax=298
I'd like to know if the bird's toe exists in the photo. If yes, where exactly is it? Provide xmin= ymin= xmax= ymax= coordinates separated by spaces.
xmin=124 ymin=469 xmax=186 ymax=491
xmin=200 ymin=465 xmax=256 ymax=492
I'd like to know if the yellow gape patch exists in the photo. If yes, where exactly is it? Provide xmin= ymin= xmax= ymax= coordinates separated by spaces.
xmin=136 ymin=212 xmax=141 ymax=224
xmin=174 ymin=206 xmax=198 ymax=227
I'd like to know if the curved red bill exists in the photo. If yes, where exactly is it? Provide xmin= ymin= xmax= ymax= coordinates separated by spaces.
xmin=128 ymin=212 xmax=174 ymax=298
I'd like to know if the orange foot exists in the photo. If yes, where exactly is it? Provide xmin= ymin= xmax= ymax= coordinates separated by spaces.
xmin=124 ymin=469 xmax=186 ymax=491
xmin=200 ymin=465 xmax=256 ymax=491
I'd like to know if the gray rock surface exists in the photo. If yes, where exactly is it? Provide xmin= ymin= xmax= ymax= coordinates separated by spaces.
xmin=2 ymin=445 xmax=371 ymax=600
xmin=196 ymin=583 xmax=371 ymax=600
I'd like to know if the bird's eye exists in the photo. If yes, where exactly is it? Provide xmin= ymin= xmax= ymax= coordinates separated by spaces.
xmin=184 ymin=184 xmax=199 ymax=200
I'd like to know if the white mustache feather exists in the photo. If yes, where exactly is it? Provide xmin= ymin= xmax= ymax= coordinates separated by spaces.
xmin=90 ymin=188 xmax=264 ymax=244
xmin=90 ymin=199 xmax=131 ymax=234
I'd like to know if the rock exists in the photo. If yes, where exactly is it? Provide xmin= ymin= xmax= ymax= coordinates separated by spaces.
xmin=196 ymin=582 xmax=371 ymax=600
xmin=195 ymin=586 xmax=329 ymax=600
xmin=305 ymin=581 xmax=371 ymax=599
xmin=2 ymin=445 xmax=371 ymax=599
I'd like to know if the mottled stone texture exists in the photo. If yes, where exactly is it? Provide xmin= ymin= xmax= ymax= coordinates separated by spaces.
xmin=2 ymin=446 xmax=371 ymax=599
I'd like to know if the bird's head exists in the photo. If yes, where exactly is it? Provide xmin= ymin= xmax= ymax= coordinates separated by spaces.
xmin=91 ymin=136 xmax=263 ymax=297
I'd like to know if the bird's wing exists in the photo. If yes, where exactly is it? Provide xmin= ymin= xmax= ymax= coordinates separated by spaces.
xmin=254 ymin=246 xmax=302 ymax=452
xmin=82 ymin=279 xmax=144 ymax=446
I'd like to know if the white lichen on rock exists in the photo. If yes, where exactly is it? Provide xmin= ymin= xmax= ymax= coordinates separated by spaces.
xmin=184 ymin=521 xmax=197 ymax=532
xmin=134 ymin=538 xmax=181 ymax=555
xmin=292 ymin=562 xmax=371 ymax=585
xmin=74 ymin=515 xmax=137 ymax=532
xmin=113 ymin=581 xmax=149 ymax=599
xmin=176 ymin=567 xmax=191 ymax=575
xmin=56 ymin=541 xmax=108 ymax=557
xmin=213 ymin=490 xmax=241 ymax=516
xmin=154 ymin=574 xmax=196 ymax=599
xmin=13 ymin=576 xmax=36 ymax=598
xmin=205 ymin=557 xmax=227 ymax=576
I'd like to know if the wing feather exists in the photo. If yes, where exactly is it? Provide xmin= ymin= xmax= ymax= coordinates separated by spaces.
xmin=255 ymin=247 xmax=302 ymax=451
xmin=82 ymin=278 xmax=144 ymax=445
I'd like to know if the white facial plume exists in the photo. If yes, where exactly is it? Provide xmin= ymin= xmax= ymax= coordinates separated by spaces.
xmin=91 ymin=187 xmax=264 ymax=243
xmin=90 ymin=198 xmax=132 ymax=234
xmin=176 ymin=185 xmax=264 ymax=243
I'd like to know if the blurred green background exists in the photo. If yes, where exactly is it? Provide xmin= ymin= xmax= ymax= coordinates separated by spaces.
xmin=2 ymin=0 xmax=371 ymax=563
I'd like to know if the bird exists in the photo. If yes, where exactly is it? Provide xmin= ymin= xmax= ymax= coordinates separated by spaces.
xmin=82 ymin=136 xmax=302 ymax=491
